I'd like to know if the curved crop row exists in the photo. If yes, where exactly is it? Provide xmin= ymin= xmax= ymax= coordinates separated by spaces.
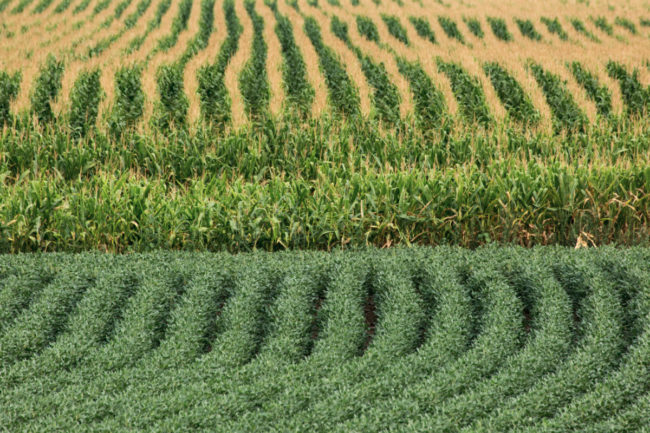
xmin=2 ymin=249 xmax=650 ymax=430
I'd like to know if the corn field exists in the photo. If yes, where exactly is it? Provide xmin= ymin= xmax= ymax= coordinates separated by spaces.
xmin=0 ymin=0 xmax=649 ymax=250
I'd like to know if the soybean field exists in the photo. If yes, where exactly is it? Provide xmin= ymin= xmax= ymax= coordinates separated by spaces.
xmin=0 ymin=0 xmax=648 ymax=251
xmin=0 ymin=247 xmax=650 ymax=431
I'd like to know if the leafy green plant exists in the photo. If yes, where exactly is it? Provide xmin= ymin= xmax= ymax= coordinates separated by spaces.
xmin=515 ymin=18 xmax=542 ymax=41
xmin=614 ymin=17 xmax=637 ymax=34
xmin=487 ymin=16 xmax=513 ymax=41
xmin=438 ymin=16 xmax=464 ymax=43
xmin=541 ymin=17 xmax=568 ymax=40
xmin=239 ymin=0 xmax=269 ymax=120
xmin=356 ymin=15 xmax=380 ymax=43
xmin=606 ymin=61 xmax=649 ymax=117
xmin=0 ymin=70 xmax=21 ymax=126
xmin=483 ymin=62 xmax=540 ymax=125
xmin=569 ymin=61 xmax=612 ymax=116
xmin=68 ymin=69 xmax=103 ymax=139
xmin=591 ymin=16 xmax=613 ymax=36
xmin=154 ymin=0 xmax=193 ymax=53
xmin=304 ymin=16 xmax=360 ymax=117
xmin=409 ymin=16 xmax=436 ymax=43
xmin=274 ymin=10 xmax=314 ymax=116
xmin=529 ymin=62 xmax=587 ymax=132
xmin=30 ymin=55 xmax=64 ymax=125
xmin=570 ymin=18 xmax=600 ymax=42
xmin=464 ymin=16 xmax=484 ymax=38
xmin=198 ymin=0 xmax=241 ymax=126
xmin=153 ymin=64 xmax=188 ymax=130
xmin=109 ymin=65 xmax=145 ymax=138
xmin=437 ymin=58 xmax=491 ymax=125
xmin=396 ymin=58 xmax=446 ymax=129
xmin=381 ymin=14 xmax=409 ymax=45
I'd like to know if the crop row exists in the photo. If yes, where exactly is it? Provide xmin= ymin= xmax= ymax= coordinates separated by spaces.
xmin=1 ymin=247 xmax=649 ymax=431
xmin=0 ymin=163 xmax=647 ymax=252
xmin=1 ymin=54 xmax=647 ymax=135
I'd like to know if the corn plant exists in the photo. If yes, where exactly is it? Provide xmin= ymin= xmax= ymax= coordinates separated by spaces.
xmin=483 ymin=62 xmax=540 ymax=126
xmin=541 ymin=17 xmax=568 ymax=40
xmin=0 ymin=70 xmax=21 ymax=126
xmin=606 ymin=61 xmax=649 ymax=117
xmin=571 ymin=18 xmax=600 ymax=42
xmin=569 ymin=61 xmax=612 ymax=117
xmin=273 ymin=10 xmax=314 ymax=117
xmin=53 ymin=0 xmax=74 ymax=13
xmin=529 ymin=62 xmax=587 ymax=132
xmin=396 ymin=58 xmax=446 ymax=129
xmin=438 ymin=16 xmax=465 ymax=43
xmin=109 ymin=65 xmax=145 ymax=138
xmin=68 ymin=69 xmax=103 ymax=139
xmin=304 ymin=16 xmax=360 ymax=118
xmin=73 ymin=0 xmax=92 ymax=14
xmin=381 ymin=14 xmax=409 ymax=45
xmin=153 ymin=64 xmax=188 ymax=130
xmin=437 ymin=58 xmax=491 ymax=126
xmin=239 ymin=0 xmax=269 ymax=120
xmin=154 ymin=0 xmax=192 ymax=53
xmin=409 ymin=16 xmax=436 ymax=43
xmin=331 ymin=16 xmax=400 ymax=126
xmin=126 ymin=0 xmax=172 ymax=54
xmin=591 ymin=16 xmax=614 ymax=36
xmin=515 ymin=18 xmax=542 ymax=41
xmin=30 ymin=54 xmax=64 ymax=125
xmin=463 ymin=16 xmax=484 ymax=38
xmin=487 ymin=16 xmax=513 ymax=41
xmin=356 ymin=15 xmax=380 ymax=43
xmin=614 ymin=16 xmax=637 ymax=34
xmin=178 ymin=0 xmax=215 ymax=67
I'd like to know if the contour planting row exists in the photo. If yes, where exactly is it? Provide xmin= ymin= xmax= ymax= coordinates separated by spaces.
xmin=2 ymin=5 xmax=649 ymax=135
xmin=1 ymin=53 xmax=647 ymax=134
xmin=0 ymin=247 xmax=649 ymax=431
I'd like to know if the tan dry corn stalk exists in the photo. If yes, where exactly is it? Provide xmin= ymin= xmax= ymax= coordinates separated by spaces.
xmin=140 ymin=0 xmax=201 ymax=130
xmin=299 ymin=0 xmax=372 ymax=117
xmin=258 ymin=1 xmax=284 ymax=117
xmin=321 ymin=0 xmax=413 ymax=119
xmin=95 ymin=0 xmax=166 ymax=124
xmin=223 ymin=0 xmax=252 ymax=129
xmin=184 ymin=0 xmax=227 ymax=125
xmin=276 ymin=0 xmax=328 ymax=118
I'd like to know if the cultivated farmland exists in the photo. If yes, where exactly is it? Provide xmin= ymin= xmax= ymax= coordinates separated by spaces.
xmin=1 ymin=247 xmax=650 ymax=431
xmin=0 ymin=0 xmax=648 ymax=251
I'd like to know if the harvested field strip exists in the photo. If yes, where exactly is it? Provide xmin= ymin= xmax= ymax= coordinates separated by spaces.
xmin=2 ymin=248 xmax=650 ymax=430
